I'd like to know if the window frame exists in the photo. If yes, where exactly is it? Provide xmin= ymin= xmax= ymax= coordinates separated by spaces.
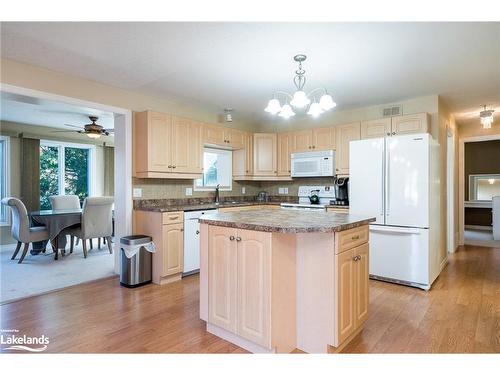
xmin=468 ymin=173 xmax=500 ymax=201
xmin=193 ymin=147 xmax=233 ymax=192
xmin=40 ymin=140 xmax=97 ymax=198
xmin=0 ymin=135 xmax=11 ymax=226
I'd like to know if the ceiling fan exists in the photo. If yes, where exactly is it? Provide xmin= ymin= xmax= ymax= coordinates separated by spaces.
xmin=52 ymin=116 xmax=114 ymax=139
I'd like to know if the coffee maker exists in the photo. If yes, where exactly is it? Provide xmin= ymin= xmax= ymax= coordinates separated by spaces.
xmin=331 ymin=177 xmax=349 ymax=207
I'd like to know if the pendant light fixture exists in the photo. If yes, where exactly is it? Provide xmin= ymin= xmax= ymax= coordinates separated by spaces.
xmin=480 ymin=105 xmax=495 ymax=129
xmin=265 ymin=54 xmax=336 ymax=119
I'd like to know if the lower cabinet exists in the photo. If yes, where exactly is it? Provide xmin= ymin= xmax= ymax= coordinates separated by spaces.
xmin=162 ymin=222 xmax=184 ymax=276
xmin=334 ymin=242 xmax=369 ymax=346
xmin=207 ymin=226 xmax=295 ymax=352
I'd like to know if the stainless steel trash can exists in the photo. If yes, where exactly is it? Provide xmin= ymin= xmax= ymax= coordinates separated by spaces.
xmin=120 ymin=235 xmax=153 ymax=288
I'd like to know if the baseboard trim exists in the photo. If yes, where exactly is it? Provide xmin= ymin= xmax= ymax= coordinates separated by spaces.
xmin=206 ymin=323 xmax=275 ymax=354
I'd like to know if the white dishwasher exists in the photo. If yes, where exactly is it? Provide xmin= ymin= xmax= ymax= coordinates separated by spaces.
xmin=183 ymin=209 xmax=216 ymax=275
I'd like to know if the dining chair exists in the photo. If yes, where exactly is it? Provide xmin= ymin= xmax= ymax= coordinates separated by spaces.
xmin=67 ymin=197 xmax=114 ymax=258
xmin=1 ymin=197 xmax=50 ymax=264
xmin=49 ymin=195 xmax=82 ymax=252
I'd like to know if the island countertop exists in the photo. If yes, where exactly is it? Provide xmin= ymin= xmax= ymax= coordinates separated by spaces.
xmin=199 ymin=207 xmax=375 ymax=233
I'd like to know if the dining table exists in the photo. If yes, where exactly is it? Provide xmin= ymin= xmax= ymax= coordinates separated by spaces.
xmin=30 ymin=208 xmax=82 ymax=260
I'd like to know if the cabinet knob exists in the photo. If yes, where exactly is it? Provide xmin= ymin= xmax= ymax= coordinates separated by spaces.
xmin=168 ymin=165 xmax=172 ymax=168
xmin=172 ymin=165 xmax=176 ymax=169
xmin=386 ymin=133 xmax=390 ymax=136
xmin=229 ymin=235 xmax=235 ymax=241
xmin=180 ymin=228 xmax=184 ymax=232
xmin=196 ymin=230 xmax=200 ymax=235
xmin=392 ymin=132 xmax=396 ymax=135
xmin=236 ymin=237 xmax=242 ymax=242
xmin=312 ymin=145 xmax=316 ymax=149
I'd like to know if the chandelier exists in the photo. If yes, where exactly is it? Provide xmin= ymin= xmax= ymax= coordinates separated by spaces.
xmin=480 ymin=105 xmax=495 ymax=129
xmin=265 ymin=54 xmax=336 ymax=119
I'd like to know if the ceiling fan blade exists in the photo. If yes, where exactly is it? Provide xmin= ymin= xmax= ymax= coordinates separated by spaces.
xmin=103 ymin=128 xmax=115 ymax=132
xmin=64 ymin=123 xmax=85 ymax=130
xmin=51 ymin=130 xmax=80 ymax=133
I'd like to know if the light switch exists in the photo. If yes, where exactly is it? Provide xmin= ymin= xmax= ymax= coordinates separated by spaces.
xmin=284 ymin=187 xmax=289 ymax=194
xmin=242 ymin=187 xmax=246 ymax=194
xmin=185 ymin=187 xmax=193 ymax=196
xmin=133 ymin=188 xmax=142 ymax=198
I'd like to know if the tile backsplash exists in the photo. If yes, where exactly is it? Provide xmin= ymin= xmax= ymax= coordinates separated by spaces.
xmin=132 ymin=177 xmax=335 ymax=200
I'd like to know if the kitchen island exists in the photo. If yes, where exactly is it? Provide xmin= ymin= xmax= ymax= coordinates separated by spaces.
xmin=199 ymin=208 xmax=375 ymax=354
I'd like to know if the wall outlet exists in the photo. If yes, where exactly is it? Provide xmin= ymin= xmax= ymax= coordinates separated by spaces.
xmin=284 ymin=187 xmax=289 ymax=194
xmin=133 ymin=188 xmax=142 ymax=198
xmin=185 ymin=187 xmax=193 ymax=196
xmin=242 ymin=187 xmax=246 ymax=194
xmin=278 ymin=187 xmax=286 ymax=194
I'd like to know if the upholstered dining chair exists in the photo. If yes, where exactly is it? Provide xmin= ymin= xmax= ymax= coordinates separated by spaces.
xmin=1 ymin=197 xmax=50 ymax=264
xmin=49 ymin=194 xmax=81 ymax=210
xmin=67 ymin=197 xmax=114 ymax=258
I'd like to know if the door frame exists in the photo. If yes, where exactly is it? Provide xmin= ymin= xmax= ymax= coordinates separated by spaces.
xmin=458 ymin=133 xmax=500 ymax=246
xmin=446 ymin=127 xmax=455 ymax=253
xmin=0 ymin=83 xmax=133 ymax=274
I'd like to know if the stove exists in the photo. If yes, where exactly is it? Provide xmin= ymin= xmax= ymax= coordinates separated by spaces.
xmin=280 ymin=185 xmax=335 ymax=211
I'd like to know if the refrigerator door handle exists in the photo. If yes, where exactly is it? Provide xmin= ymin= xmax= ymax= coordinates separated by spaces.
xmin=381 ymin=140 xmax=385 ymax=218
xmin=386 ymin=139 xmax=390 ymax=216
xmin=370 ymin=226 xmax=421 ymax=235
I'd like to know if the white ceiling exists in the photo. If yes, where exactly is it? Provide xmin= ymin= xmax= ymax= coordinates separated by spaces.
xmin=0 ymin=92 xmax=114 ymax=129
xmin=1 ymin=22 xmax=499 ymax=124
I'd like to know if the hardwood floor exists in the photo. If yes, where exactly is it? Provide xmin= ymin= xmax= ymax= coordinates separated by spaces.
xmin=1 ymin=245 xmax=499 ymax=353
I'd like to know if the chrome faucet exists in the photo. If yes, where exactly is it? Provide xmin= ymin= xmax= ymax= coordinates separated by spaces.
xmin=215 ymin=184 xmax=220 ymax=204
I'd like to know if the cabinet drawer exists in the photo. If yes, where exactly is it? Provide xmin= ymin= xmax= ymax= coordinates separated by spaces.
xmin=162 ymin=211 xmax=184 ymax=224
xmin=335 ymin=226 xmax=368 ymax=254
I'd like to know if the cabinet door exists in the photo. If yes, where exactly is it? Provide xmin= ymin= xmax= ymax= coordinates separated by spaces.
xmin=162 ymin=223 xmax=184 ymax=276
xmin=236 ymin=229 xmax=272 ymax=348
xmin=171 ymin=117 xmax=202 ymax=173
xmin=245 ymin=133 xmax=253 ymax=175
xmin=335 ymin=122 xmax=360 ymax=175
xmin=360 ymin=118 xmax=392 ymax=139
xmin=354 ymin=243 xmax=369 ymax=328
xmin=391 ymin=113 xmax=428 ymax=135
xmin=277 ymin=132 xmax=292 ymax=176
xmin=208 ymin=226 xmax=238 ymax=333
xmin=228 ymin=128 xmax=246 ymax=149
xmin=253 ymin=133 xmax=277 ymax=176
xmin=291 ymin=130 xmax=313 ymax=152
xmin=335 ymin=249 xmax=355 ymax=346
xmin=313 ymin=127 xmax=336 ymax=151
xmin=203 ymin=123 xmax=226 ymax=146
xmin=148 ymin=112 xmax=172 ymax=172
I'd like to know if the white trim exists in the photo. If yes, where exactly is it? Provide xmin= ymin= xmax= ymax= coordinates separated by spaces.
xmin=0 ymin=135 xmax=11 ymax=226
xmin=446 ymin=128 xmax=455 ymax=253
xmin=458 ymin=133 xmax=500 ymax=246
xmin=0 ymin=84 xmax=132 ymax=275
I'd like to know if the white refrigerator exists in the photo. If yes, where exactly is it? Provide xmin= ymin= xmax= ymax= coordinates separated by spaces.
xmin=349 ymin=133 xmax=441 ymax=290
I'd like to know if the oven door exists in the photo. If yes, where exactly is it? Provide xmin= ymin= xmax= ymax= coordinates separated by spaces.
xmin=291 ymin=157 xmax=322 ymax=177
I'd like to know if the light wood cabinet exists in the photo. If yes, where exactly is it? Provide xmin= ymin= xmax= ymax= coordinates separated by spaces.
xmin=228 ymin=128 xmax=246 ymax=149
xmin=237 ymin=229 xmax=272 ymax=347
xmin=277 ymin=132 xmax=292 ymax=176
xmin=232 ymin=132 xmax=253 ymax=179
xmin=133 ymin=210 xmax=184 ymax=285
xmin=208 ymin=226 xmax=238 ymax=333
xmin=203 ymin=123 xmax=226 ymax=146
xmin=313 ymin=127 xmax=336 ymax=151
xmin=206 ymin=227 xmax=296 ymax=352
xmin=360 ymin=118 xmax=392 ymax=139
xmin=335 ymin=122 xmax=361 ymax=175
xmin=253 ymin=133 xmax=277 ymax=176
xmin=291 ymin=127 xmax=336 ymax=152
xmin=334 ymin=242 xmax=369 ymax=346
xmin=391 ymin=112 xmax=429 ymax=135
xmin=134 ymin=111 xmax=202 ymax=178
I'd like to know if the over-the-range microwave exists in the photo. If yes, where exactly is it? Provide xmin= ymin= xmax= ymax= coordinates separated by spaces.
xmin=291 ymin=150 xmax=335 ymax=177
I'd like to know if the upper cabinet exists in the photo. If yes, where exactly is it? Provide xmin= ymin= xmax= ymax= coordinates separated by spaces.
xmin=232 ymin=132 xmax=253 ymax=179
xmin=391 ymin=113 xmax=429 ymax=136
xmin=134 ymin=111 xmax=203 ymax=178
xmin=203 ymin=123 xmax=245 ymax=149
xmin=277 ymin=132 xmax=292 ymax=176
xmin=335 ymin=122 xmax=361 ymax=175
xmin=253 ymin=133 xmax=277 ymax=176
xmin=361 ymin=113 xmax=429 ymax=139
xmin=290 ymin=127 xmax=336 ymax=153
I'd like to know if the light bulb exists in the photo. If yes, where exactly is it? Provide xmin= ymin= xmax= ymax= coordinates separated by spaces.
xmin=290 ymin=90 xmax=310 ymax=108
xmin=264 ymin=98 xmax=281 ymax=115
xmin=480 ymin=115 xmax=493 ymax=129
xmin=319 ymin=94 xmax=336 ymax=111
xmin=307 ymin=102 xmax=324 ymax=118
xmin=278 ymin=104 xmax=295 ymax=119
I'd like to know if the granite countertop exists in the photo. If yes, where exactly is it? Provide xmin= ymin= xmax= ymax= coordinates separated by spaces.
xmin=199 ymin=207 xmax=375 ymax=233
xmin=134 ymin=200 xmax=285 ymax=212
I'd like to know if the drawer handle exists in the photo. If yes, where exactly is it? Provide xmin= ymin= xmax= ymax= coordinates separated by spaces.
xmin=229 ymin=235 xmax=235 ymax=241
xmin=236 ymin=237 xmax=241 ymax=242
xmin=169 ymin=216 xmax=179 ymax=220
xmin=353 ymin=255 xmax=361 ymax=261
xmin=351 ymin=235 xmax=360 ymax=240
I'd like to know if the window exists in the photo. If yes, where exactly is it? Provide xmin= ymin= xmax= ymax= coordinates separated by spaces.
xmin=194 ymin=147 xmax=232 ymax=191
xmin=0 ymin=135 xmax=10 ymax=225
xmin=469 ymin=174 xmax=500 ymax=201
xmin=39 ymin=141 xmax=95 ymax=210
